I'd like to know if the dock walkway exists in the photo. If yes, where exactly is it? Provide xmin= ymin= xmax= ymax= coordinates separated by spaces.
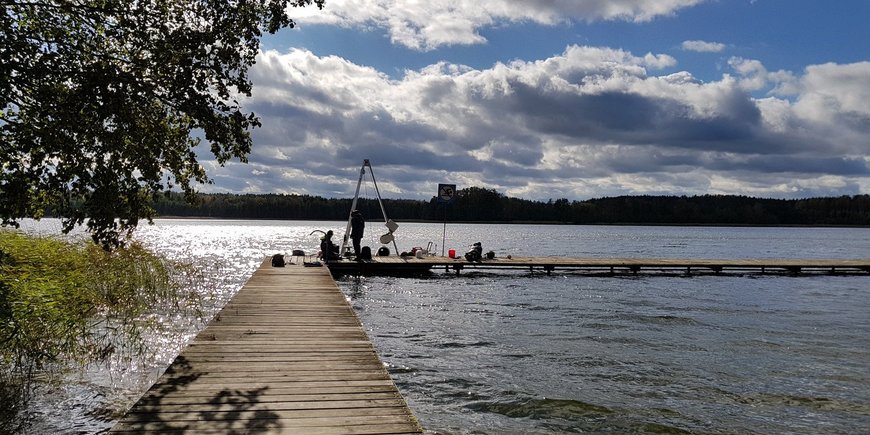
xmin=322 ymin=255 xmax=870 ymax=276
xmin=111 ymin=259 xmax=422 ymax=434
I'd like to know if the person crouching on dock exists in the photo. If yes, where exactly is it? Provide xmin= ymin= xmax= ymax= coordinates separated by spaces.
xmin=320 ymin=230 xmax=338 ymax=263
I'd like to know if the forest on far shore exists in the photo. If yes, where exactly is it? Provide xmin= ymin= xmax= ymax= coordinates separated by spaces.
xmin=150 ymin=188 xmax=870 ymax=226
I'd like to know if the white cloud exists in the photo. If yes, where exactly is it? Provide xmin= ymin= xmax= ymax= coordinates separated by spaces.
xmin=681 ymin=40 xmax=726 ymax=53
xmin=728 ymin=57 xmax=770 ymax=91
xmin=728 ymin=56 xmax=800 ymax=97
xmin=790 ymin=61 xmax=870 ymax=156
xmin=209 ymin=47 xmax=870 ymax=200
xmin=796 ymin=61 xmax=870 ymax=119
xmin=643 ymin=53 xmax=679 ymax=69
xmin=293 ymin=0 xmax=707 ymax=49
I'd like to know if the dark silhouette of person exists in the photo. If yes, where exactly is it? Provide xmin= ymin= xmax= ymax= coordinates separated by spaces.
xmin=465 ymin=242 xmax=483 ymax=262
xmin=350 ymin=210 xmax=365 ymax=257
xmin=320 ymin=230 xmax=337 ymax=263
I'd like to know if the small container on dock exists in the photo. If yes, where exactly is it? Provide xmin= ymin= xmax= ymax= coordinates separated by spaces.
xmin=448 ymin=249 xmax=456 ymax=258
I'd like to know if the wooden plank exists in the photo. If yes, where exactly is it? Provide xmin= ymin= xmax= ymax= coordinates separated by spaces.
xmin=152 ymin=372 xmax=398 ymax=385
xmin=112 ymin=422 xmax=422 ymax=435
xmin=117 ymin=415 xmax=416 ymax=427
xmin=139 ymin=385 xmax=404 ymax=399
xmin=126 ymin=399 xmax=412 ymax=415
xmin=111 ymin=259 xmax=422 ymax=434
xmin=112 ymin=418 xmax=420 ymax=434
xmin=157 ymin=365 xmax=390 ymax=376
xmin=140 ymin=392 xmax=403 ymax=406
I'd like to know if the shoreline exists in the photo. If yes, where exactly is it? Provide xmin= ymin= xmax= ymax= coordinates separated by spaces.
xmin=146 ymin=216 xmax=870 ymax=229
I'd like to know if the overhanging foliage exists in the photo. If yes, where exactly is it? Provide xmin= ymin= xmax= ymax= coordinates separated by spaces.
xmin=1 ymin=0 xmax=324 ymax=248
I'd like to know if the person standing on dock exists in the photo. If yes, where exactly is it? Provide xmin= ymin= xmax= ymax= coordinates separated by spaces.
xmin=351 ymin=210 xmax=365 ymax=257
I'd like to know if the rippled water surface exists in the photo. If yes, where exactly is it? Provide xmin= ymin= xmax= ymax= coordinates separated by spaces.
xmin=15 ymin=220 xmax=870 ymax=433
xmin=344 ymin=273 xmax=868 ymax=433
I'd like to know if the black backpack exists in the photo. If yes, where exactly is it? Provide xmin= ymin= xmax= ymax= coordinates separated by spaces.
xmin=358 ymin=246 xmax=372 ymax=260
xmin=271 ymin=254 xmax=285 ymax=267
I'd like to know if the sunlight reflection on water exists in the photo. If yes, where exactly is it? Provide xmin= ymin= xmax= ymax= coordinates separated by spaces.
xmin=12 ymin=219 xmax=870 ymax=434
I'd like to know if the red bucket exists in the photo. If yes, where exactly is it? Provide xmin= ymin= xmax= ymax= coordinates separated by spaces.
xmin=448 ymin=249 xmax=456 ymax=258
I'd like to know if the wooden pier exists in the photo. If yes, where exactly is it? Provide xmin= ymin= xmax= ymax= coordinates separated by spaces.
xmin=322 ymin=255 xmax=870 ymax=277
xmin=111 ymin=259 xmax=422 ymax=434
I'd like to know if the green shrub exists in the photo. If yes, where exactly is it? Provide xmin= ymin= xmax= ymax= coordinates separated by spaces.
xmin=0 ymin=230 xmax=204 ymax=426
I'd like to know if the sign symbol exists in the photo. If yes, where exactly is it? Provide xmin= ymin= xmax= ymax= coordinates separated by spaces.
xmin=438 ymin=184 xmax=456 ymax=202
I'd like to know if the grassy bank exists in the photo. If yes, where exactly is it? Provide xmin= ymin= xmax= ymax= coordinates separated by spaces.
xmin=0 ymin=230 xmax=203 ymax=431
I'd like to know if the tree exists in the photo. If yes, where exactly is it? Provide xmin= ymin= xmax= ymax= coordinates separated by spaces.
xmin=1 ymin=0 xmax=324 ymax=248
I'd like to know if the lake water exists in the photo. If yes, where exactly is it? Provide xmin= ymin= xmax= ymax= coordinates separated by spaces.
xmin=14 ymin=219 xmax=870 ymax=433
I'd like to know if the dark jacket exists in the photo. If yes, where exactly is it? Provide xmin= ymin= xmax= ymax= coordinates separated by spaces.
xmin=320 ymin=233 xmax=337 ymax=260
xmin=351 ymin=212 xmax=365 ymax=239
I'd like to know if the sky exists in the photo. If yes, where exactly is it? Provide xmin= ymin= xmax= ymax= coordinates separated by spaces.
xmin=198 ymin=0 xmax=870 ymax=201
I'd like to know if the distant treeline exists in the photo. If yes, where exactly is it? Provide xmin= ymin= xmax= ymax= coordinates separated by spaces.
xmin=151 ymin=187 xmax=870 ymax=226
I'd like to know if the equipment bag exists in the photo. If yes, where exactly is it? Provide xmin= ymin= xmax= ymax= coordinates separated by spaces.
xmin=271 ymin=254 xmax=285 ymax=267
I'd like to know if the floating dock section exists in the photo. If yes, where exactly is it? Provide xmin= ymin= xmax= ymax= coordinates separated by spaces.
xmin=112 ymin=259 xmax=422 ymax=434
xmin=321 ymin=255 xmax=870 ymax=276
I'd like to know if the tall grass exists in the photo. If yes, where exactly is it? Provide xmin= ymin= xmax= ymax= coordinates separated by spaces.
xmin=0 ymin=230 xmax=204 ymax=431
